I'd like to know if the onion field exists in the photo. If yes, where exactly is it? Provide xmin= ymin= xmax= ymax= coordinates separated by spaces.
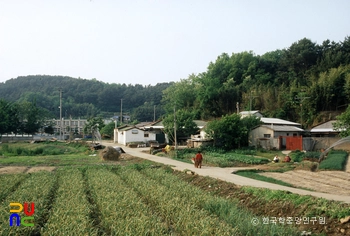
xmin=0 ymin=164 xmax=300 ymax=235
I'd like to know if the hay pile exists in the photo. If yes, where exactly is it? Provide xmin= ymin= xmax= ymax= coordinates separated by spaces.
xmin=99 ymin=146 xmax=120 ymax=161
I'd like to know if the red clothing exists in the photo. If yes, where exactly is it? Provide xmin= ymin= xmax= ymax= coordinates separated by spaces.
xmin=194 ymin=153 xmax=203 ymax=168
xmin=195 ymin=153 xmax=203 ymax=161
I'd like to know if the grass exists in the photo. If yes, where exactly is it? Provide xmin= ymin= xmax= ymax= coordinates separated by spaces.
xmin=0 ymin=142 xmax=102 ymax=166
xmin=0 ymin=154 xmax=103 ymax=166
xmin=235 ymin=169 xmax=295 ymax=187
xmin=241 ymin=186 xmax=350 ymax=219
xmin=0 ymin=142 xmax=90 ymax=156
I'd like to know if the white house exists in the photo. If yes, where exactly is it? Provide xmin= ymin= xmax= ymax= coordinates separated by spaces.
xmin=117 ymin=126 xmax=156 ymax=145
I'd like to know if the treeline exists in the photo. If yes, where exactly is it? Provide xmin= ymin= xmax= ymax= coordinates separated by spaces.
xmin=0 ymin=76 xmax=172 ymax=122
xmin=162 ymin=37 xmax=350 ymax=128
xmin=1 ymin=37 xmax=350 ymax=129
xmin=0 ymin=99 xmax=44 ymax=136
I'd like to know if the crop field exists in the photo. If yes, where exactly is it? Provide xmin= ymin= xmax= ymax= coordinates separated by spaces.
xmin=0 ymin=164 xmax=301 ymax=236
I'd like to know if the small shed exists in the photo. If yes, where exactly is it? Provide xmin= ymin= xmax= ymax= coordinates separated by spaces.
xmin=117 ymin=126 xmax=152 ymax=146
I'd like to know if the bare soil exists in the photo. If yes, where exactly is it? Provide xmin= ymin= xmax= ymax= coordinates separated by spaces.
xmin=0 ymin=166 xmax=57 ymax=174
xmin=260 ymin=169 xmax=350 ymax=196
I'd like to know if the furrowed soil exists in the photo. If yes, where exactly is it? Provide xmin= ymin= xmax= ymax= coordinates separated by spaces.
xmin=1 ymin=155 xmax=350 ymax=235
xmin=260 ymin=169 xmax=350 ymax=196
xmin=173 ymin=170 xmax=350 ymax=236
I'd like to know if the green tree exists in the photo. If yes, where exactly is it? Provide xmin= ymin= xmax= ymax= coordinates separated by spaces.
xmin=0 ymin=99 xmax=19 ymax=136
xmin=205 ymin=113 xmax=254 ymax=150
xmin=17 ymin=100 xmax=44 ymax=135
xmin=334 ymin=105 xmax=350 ymax=137
xmin=100 ymin=122 xmax=115 ymax=138
xmin=44 ymin=125 xmax=55 ymax=135
xmin=162 ymin=109 xmax=198 ymax=144
xmin=83 ymin=117 xmax=105 ymax=134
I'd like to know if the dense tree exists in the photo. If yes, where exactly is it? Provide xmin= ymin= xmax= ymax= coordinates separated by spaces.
xmin=334 ymin=105 xmax=350 ymax=137
xmin=100 ymin=122 xmax=115 ymax=138
xmin=0 ymin=100 xmax=19 ymax=136
xmin=162 ymin=109 xmax=198 ymax=144
xmin=205 ymin=114 xmax=245 ymax=150
xmin=83 ymin=117 xmax=105 ymax=135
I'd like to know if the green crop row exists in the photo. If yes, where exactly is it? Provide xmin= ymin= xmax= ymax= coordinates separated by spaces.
xmin=204 ymin=151 xmax=269 ymax=166
xmin=86 ymin=167 xmax=167 ymax=235
xmin=140 ymin=168 xmax=300 ymax=236
xmin=0 ymin=172 xmax=56 ymax=235
xmin=117 ymin=167 xmax=239 ymax=235
xmin=0 ymin=143 xmax=89 ymax=157
xmin=242 ymin=186 xmax=350 ymax=219
xmin=319 ymin=150 xmax=348 ymax=170
xmin=0 ymin=174 xmax=27 ymax=201
xmin=40 ymin=169 xmax=95 ymax=235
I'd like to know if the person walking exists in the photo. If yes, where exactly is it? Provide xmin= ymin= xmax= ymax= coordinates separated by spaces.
xmin=194 ymin=151 xmax=203 ymax=168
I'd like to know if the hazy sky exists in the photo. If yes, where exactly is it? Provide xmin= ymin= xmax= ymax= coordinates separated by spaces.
xmin=1 ymin=0 xmax=349 ymax=86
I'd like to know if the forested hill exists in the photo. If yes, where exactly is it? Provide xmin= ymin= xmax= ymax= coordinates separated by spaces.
xmin=161 ymin=37 xmax=350 ymax=128
xmin=0 ymin=75 xmax=173 ymax=121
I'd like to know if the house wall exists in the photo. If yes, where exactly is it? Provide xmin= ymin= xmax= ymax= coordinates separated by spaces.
xmin=200 ymin=130 xmax=208 ymax=139
xmin=249 ymin=127 xmax=274 ymax=147
xmin=117 ymin=129 xmax=157 ymax=145
xmin=250 ymin=127 xmax=302 ymax=150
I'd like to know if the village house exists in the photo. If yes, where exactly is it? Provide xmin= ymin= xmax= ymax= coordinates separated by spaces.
xmin=240 ymin=111 xmax=304 ymax=150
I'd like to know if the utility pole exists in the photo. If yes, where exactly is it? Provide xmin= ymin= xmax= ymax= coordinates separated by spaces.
xmin=153 ymin=105 xmax=156 ymax=122
xmin=249 ymin=91 xmax=258 ymax=114
xmin=174 ymin=105 xmax=177 ymax=150
xmin=236 ymin=102 xmax=239 ymax=114
xmin=120 ymin=99 xmax=123 ymax=125
xmin=59 ymin=88 xmax=63 ymax=140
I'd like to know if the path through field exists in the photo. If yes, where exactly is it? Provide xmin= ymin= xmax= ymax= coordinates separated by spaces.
xmin=103 ymin=141 xmax=350 ymax=204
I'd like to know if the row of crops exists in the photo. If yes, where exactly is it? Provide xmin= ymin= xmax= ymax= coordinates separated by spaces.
xmin=0 ymin=165 xmax=300 ymax=235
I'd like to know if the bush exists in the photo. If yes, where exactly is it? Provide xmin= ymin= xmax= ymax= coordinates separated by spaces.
xmin=304 ymin=151 xmax=321 ymax=159
xmin=290 ymin=150 xmax=304 ymax=162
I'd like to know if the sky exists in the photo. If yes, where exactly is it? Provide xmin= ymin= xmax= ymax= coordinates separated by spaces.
xmin=0 ymin=0 xmax=349 ymax=86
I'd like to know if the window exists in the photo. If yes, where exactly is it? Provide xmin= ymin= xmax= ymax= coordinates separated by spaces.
xmin=264 ymin=134 xmax=271 ymax=138
xmin=132 ymin=130 xmax=138 ymax=134
xmin=144 ymin=133 xmax=149 ymax=137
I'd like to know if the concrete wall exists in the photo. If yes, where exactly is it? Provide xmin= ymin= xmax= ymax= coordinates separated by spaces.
xmin=250 ymin=127 xmax=274 ymax=147
xmin=311 ymin=137 xmax=350 ymax=151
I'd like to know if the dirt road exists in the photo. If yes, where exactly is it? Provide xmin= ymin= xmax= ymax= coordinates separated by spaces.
xmin=105 ymin=141 xmax=350 ymax=204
